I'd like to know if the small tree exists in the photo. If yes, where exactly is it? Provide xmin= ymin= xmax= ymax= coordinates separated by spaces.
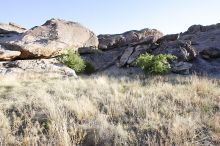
xmin=136 ymin=53 xmax=177 ymax=74
xmin=58 ymin=50 xmax=86 ymax=74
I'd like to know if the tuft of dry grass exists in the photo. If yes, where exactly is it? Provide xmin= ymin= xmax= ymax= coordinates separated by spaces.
xmin=0 ymin=74 xmax=220 ymax=146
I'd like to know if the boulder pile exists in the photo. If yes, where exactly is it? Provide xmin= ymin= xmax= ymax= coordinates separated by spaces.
xmin=0 ymin=18 xmax=98 ymax=77
xmin=83 ymin=23 xmax=220 ymax=76
xmin=1 ymin=18 xmax=220 ymax=77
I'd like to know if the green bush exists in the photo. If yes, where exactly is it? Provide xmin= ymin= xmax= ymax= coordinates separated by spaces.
xmin=58 ymin=50 xmax=86 ymax=73
xmin=136 ymin=53 xmax=177 ymax=74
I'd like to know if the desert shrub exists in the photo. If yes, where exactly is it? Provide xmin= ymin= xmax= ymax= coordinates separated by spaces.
xmin=136 ymin=53 xmax=177 ymax=74
xmin=84 ymin=62 xmax=96 ymax=75
xmin=58 ymin=50 xmax=86 ymax=73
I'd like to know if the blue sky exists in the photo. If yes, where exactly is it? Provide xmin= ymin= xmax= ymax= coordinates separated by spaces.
xmin=1 ymin=0 xmax=220 ymax=35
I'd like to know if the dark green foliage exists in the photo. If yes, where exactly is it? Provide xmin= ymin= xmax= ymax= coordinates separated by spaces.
xmin=58 ymin=50 xmax=86 ymax=73
xmin=136 ymin=53 xmax=177 ymax=74
xmin=84 ymin=62 xmax=96 ymax=75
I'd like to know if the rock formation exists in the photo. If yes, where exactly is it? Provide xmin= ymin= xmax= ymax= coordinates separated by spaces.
xmin=0 ymin=18 xmax=98 ymax=60
xmin=0 ymin=22 xmax=26 ymax=37
xmin=1 ymin=18 xmax=220 ymax=77
xmin=98 ymin=29 xmax=163 ymax=50
xmin=84 ymin=23 xmax=220 ymax=76
xmin=0 ymin=59 xmax=77 ymax=77
xmin=83 ymin=28 xmax=163 ymax=71
xmin=0 ymin=18 xmax=99 ymax=77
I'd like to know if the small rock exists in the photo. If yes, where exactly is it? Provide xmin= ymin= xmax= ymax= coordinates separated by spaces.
xmin=171 ymin=61 xmax=193 ymax=75
xmin=156 ymin=33 xmax=180 ymax=44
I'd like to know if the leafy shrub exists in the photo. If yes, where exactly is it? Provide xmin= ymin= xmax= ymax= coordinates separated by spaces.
xmin=136 ymin=53 xmax=177 ymax=74
xmin=58 ymin=50 xmax=86 ymax=73
xmin=84 ymin=62 xmax=96 ymax=75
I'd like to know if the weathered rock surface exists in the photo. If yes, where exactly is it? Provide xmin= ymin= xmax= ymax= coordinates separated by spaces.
xmin=0 ymin=18 xmax=98 ymax=60
xmin=127 ymin=44 xmax=151 ymax=65
xmin=98 ymin=28 xmax=163 ymax=50
xmin=96 ymin=22 xmax=220 ymax=76
xmin=171 ymin=61 xmax=193 ymax=75
xmin=0 ymin=58 xmax=77 ymax=77
xmin=200 ymin=47 xmax=220 ymax=59
xmin=191 ymin=57 xmax=220 ymax=76
xmin=148 ymin=23 xmax=220 ymax=76
xmin=119 ymin=47 xmax=134 ymax=67
xmin=93 ymin=28 xmax=162 ymax=69
xmin=180 ymin=23 xmax=220 ymax=51
xmin=82 ymin=48 xmax=124 ymax=71
xmin=1 ymin=19 xmax=220 ymax=77
xmin=0 ymin=22 xmax=26 ymax=36
xmin=156 ymin=33 xmax=180 ymax=44
xmin=153 ymin=40 xmax=197 ymax=61
xmin=0 ymin=44 xmax=21 ymax=61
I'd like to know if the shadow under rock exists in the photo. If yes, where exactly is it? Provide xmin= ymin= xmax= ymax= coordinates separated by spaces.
xmin=79 ymin=63 xmax=220 ymax=86
xmin=191 ymin=57 xmax=220 ymax=79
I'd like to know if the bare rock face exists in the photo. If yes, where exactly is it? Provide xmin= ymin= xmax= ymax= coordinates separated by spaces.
xmin=1 ymin=19 xmax=220 ymax=77
xmin=0 ymin=58 xmax=77 ymax=77
xmin=0 ymin=18 xmax=98 ymax=60
xmin=0 ymin=44 xmax=21 ymax=61
xmin=127 ymin=45 xmax=151 ymax=65
xmin=153 ymin=23 xmax=220 ymax=76
xmin=98 ymin=28 xmax=163 ymax=50
xmin=0 ymin=22 xmax=26 ymax=36
xmin=200 ymin=47 xmax=220 ymax=59
xmin=180 ymin=23 xmax=220 ymax=51
xmin=171 ymin=61 xmax=193 ymax=75
xmin=153 ymin=40 xmax=197 ymax=62
xmin=119 ymin=47 xmax=134 ymax=67
xmin=156 ymin=33 xmax=180 ymax=44
xmin=82 ymin=48 xmax=124 ymax=71
xmin=88 ymin=28 xmax=163 ymax=70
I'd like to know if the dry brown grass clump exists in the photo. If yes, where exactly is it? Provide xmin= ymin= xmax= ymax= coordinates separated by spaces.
xmin=0 ymin=74 xmax=220 ymax=146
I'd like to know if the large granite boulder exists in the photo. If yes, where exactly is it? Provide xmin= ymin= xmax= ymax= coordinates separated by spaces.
xmin=0 ymin=18 xmax=98 ymax=60
xmin=0 ymin=59 xmax=77 ymax=77
xmin=98 ymin=28 xmax=163 ymax=50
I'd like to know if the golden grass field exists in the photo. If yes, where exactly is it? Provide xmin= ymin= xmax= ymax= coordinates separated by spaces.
xmin=0 ymin=74 xmax=220 ymax=146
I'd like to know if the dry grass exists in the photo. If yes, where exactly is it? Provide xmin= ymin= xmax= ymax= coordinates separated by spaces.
xmin=0 ymin=74 xmax=220 ymax=146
